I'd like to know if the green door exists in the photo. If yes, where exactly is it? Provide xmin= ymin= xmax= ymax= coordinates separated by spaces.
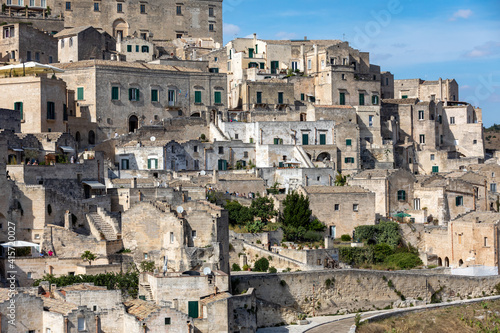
xmin=302 ymin=133 xmax=309 ymax=145
xmin=320 ymin=133 xmax=326 ymax=145
xmin=188 ymin=301 xmax=199 ymax=318
xmin=359 ymin=93 xmax=365 ymax=106
xmin=340 ymin=92 xmax=345 ymax=105
xmin=256 ymin=91 xmax=262 ymax=104
xmin=248 ymin=48 xmax=254 ymax=58
xmin=271 ymin=61 xmax=279 ymax=74
xmin=218 ymin=159 xmax=227 ymax=171
xmin=278 ymin=92 xmax=284 ymax=104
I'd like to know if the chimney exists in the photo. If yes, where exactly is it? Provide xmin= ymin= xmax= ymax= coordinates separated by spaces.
xmin=304 ymin=36 xmax=307 ymax=40
xmin=253 ymin=33 xmax=257 ymax=45
xmin=212 ymin=170 xmax=218 ymax=183
xmin=131 ymin=178 xmax=137 ymax=188
xmin=64 ymin=210 xmax=71 ymax=229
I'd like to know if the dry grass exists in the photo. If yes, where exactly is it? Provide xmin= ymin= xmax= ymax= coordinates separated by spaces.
xmin=358 ymin=300 xmax=500 ymax=333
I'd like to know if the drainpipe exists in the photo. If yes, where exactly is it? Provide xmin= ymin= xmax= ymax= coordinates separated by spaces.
xmin=64 ymin=317 xmax=69 ymax=333
xmin=485 ymin=180 xmax=488 ymax=211
xmin=95 ymin=315 xmax=99 ymax=333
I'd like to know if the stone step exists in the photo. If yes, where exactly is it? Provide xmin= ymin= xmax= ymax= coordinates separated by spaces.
xmin=88 ymin=212 xmax=117 ymax=241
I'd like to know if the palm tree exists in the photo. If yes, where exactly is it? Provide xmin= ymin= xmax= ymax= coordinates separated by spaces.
xmin=81 ymin=250 xmax=97 ymax=265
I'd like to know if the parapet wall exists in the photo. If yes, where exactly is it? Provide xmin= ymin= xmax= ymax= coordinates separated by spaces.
xmin=231 ymin=269 xmax=500 ymax=327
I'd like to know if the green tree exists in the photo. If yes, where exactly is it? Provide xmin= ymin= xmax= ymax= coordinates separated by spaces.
xmin=81 ymin=251 xmax=97 ymax=265
xmin=281 ymin=192 xmax=325 ymax=241
xmin=246 ymin=220 xmax=265 ymax=233
xmin=139 ymin=261 xmax=155 ymax=272
xmin=250 ymin=196 xmax=277 ymax=224
xmin=253 ymin=257 xmax=270 ymax=272
xmin=334 ymin=172 xmax=348 ymax=186
xmin=225 ymin=201 xmax=253 ymax=225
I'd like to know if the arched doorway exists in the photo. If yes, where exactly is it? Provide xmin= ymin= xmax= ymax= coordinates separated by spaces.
xmin=300 ymin=113 xmax=307 ymax=121
xmin=113 ymin=19 xmax=129 ymax=39
xmin=88 ymin=130 xmax=95 ymax=145
xmin=316 ymin=152 xmax=331 ymax=162
xmin=129 ymin=115 xmax=138 ymax=133
xmin=191 ymin=112 xmax=201 ymax=117
xmin=444 ymin=257 xmax=449 ymax=267
xmin=458 ymin=259 xmax=464 ymax=267
xmin=438 ymin=257 xmax=442 ymax=267
xmin=75 ymin=131 xmax=81 ymax=143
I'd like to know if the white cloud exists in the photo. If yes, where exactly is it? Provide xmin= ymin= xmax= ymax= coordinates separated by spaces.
xmin=450 ymin=9 xmax=473 ymax=21
xmin=275 ymin=31 xmax=297 ymax=40
xmin=224 ymin=23 xmax=241 ymax=37
xmin=464 ymin=41 xmax=500 ymax=58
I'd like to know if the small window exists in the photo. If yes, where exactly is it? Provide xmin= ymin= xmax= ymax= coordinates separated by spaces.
xmin=170 ymin=232 xmax=174 ymax=243
xmin=176 ymin=5 xmax=182 ymax=15
xmin=307 ymin=59 xmax=311 ymax=70
xmin=334 ymin=204 xmax=339 ymax=211
xmin=218 ymin=146 xmax=224 ymax=154
xmin=143 ymin=253 xmax=148 ymax=260
xmin=372 ymin=95 xmax=379 ymax=105
xmin=147 ymin=158 xmax=158 ymax=169
xmin=117 ymin=3 xmax=122 ymax=12
xmin=450 ymin=117 xmax=455 ymax=124
xmin=176 ymin=33 xmax=182 ymax=39
xmin=129 ymin=88 xmax=140 ymax=101
xmin=47 ymin=102 xmax=55 ymax=120
xmin=27 ymin=272 xmax=32 ymax=279
xmin=165 ymin=317 xmax=171 ymax=325
xmin=490 ymin=183 xmax=497 ymax=192
xmin=26 ymin=50 xmax=32 ymax=61
xmin=140 ymin=4 xmax=146 ymax=13
xmin=214 ymin=91 xmax=222 ymax=104
xmin=235 ymin=134 xmax=239 ymax=139
xmin=244 ymin=151 xmax=248 ymax=158
xmin=346 ymin=139 xmax=352 ymax=146
xmin=127 ymin=45 xmax=132 ymax=52
xmin=473 ymin=139 xmax=477 ymax=145
xmin=353 ymin=204 xmax=359 ymax=212
xmin=111 ymin=86 xmax=119 ymax=100
xmin=65 ymin=1 xmax=71 ymax=10
xmin=419 ymin=134 xmax=425 ymax=144
xmin=14 ymin=102 xmax=23 ymax=120
xmin=430 ymin=154 xmax=435 ymax=161
xmin=484 ymin=237 xmax=488 ymax=247
xmin=209 ymin=7 xmax=214 ymax=16
xmin=418 ymin=110 xmax=424 ymax=120
xmin=342 ymin=74 xmax=346 ymax=80
xmin=195 ymin=91 xmax=202 ymax=104
xmin=78 ymin=317 xmax=85 ymax=331
xmin=432 ymin=166 xmax=439 ymax=173
xmin=151 ymin=89 xmax=158 ymax=102
xmin=136 ymin=45 xmax=139 ymax=52
xmin=358 ymin=93 xmax=365 ymax=106
xmin=142 ymin=45 xmax=149 ymax=52
xmin=209 ymin=23 xmax=214 ymax=31
xmin=455 ymin=196 xmax=463 ymax=206
xmin=397 ymin=190 xmax=406 ymax=201
xmin=193 ymin=145 xmax=198 ymax=153
xmin=77 ymin=87 xmax=84 ymax=100
xmin=93 ymin=2 xmax=99 ymax=11
xmin=192 ymin=230 xmax=197 ymax=238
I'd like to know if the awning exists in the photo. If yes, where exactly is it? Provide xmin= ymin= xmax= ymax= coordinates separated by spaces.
xmin=10 ymin=148 xmax=23 ymax=152
xmin=82 ymin=181 xmax=106 ymax=189
xmin=59 ymin=146 xmax=75 ymax=153
xmin=0 ymin=62 xmax=65 ymax=75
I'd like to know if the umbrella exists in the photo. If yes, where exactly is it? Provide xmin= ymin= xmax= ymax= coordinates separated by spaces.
xmin=393 ymin=212 xmax=411 ymax=218
xmin=0 ymin=62 xmax=65 ymax=76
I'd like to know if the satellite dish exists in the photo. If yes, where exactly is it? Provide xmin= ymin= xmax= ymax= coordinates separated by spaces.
xmin=200 ymin=170 xmax=206 ymax=176
xmin=176 ymin=206 xmax=184 ymax=214
xmin=150 ymin=136 xmax=156 ymax=142
xmin=203 ymin=267 xmax=212 ymax=275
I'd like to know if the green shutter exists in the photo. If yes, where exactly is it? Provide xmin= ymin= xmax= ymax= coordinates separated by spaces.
xmin=346 ymin=139 xmax=352 ymax=146
xmin=302 ymin=133 xmax=309 ymax=145
xmin=14 ymin=102 xmax=23 ymax=120
xmin=255 ymin=44 xmax=258 ymax=54
xmin=135 ymin=45 xmax=139 ymax=52
xmin=301 ymin=93 xmax=305 ymax=101
xmin=359 ymin=93 xmax=364 ymax=105
xmin=214 ymin=91 xmax=221 ymax=104
xmin=112 ymin=87 xmax=119 ymax=100
xmin=155 ymin=159 xmax=158 ymax=169
xmin=259 ymin=62 xmax=264 ymax=69
xmin=135 ymin=89 xmax=140 ymax=101
xmin=456 ymin=196 xmax=461 ymax=206
xmin=256 ymin=92 xmax=262 ymax=104
xmin=188 ymin=301 xmax=199 ymax=318
xmin=248 ymin=48 xmax=254 ymax=58
xmin=195 ymin=91 xmax=202 ymax=103
xmin=279 ymin=162 xmax=284 ymax=168
xmin=345 ymin=157 xmax=348 ymax=163
xmin=151 ymin=89 xmax=158 ymax=102
xmin=148 ymin=159 xmax=151 ymax=169
xmin=320 ymin=133 xmax=326 ymax=145
xmin=274 ymin=138 xmax=279 ymax=145
xmin=129 ymin=88 xmax=133 ymax=101
xmin=278 ymin=92 xmax=283 ymax=104
xmin=402 ymin=95 xmax=408 ymax=99
xmin=77 ymin=87 xmax=84 ymax=100
xmin=340 ymin=92 xmax=345 ymax=105
xmin=432 ymin=166 xmax=439 ymax=173
xmin=127 ymin=45 xmax=132 ymax=52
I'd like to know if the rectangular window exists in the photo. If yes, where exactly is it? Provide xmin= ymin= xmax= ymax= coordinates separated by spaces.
xmin=176 ymin=5 xmax=182 ymax=15
xmin=214 ymin=91 xmax=222 ymax=104
xmin=339 ymin=92 xmax=346 ymax=105
xmin=93 ymin=2 xmax=99 ymax=11
xmin=455 ymin=196 xmax=463 ymax=206
xmin=195 ymin=91 xmax=202 ymax=104
xmin=368 ymin=115 xmax=373 ymax=127
xmin=300 ymin=93 xmax=305 ymax=101
xmin=344 ymin=157 xmax=355 ymax=163
xmin=168 ymin=89 xmax=175 ymax=106
xmin=430 ymin=154 xmax=435 ymax=161
xmin=140 ymin=4 xmax=145 ymax=13
xmin=35 ymin=52 xmax=40 ymax=62
xmin=484 ymin=237 xmax=488 ymax=247
xmin=209 ymin=23 xmax=214 ymax=31
xmin=47 ymin=102 xmax=55 ymax=120
xmin=346 ymin=139 xmax=352 ymax=146
xmin=414 ymin=198 xmax=421 ymax=210
xmin=440 ymin=135 xmax=444 ymax=144
xmin=353 ymin=204 xmax=359 ymax=212
xmin=248 ymin=48 xmax=254 ymax=58
xmin=372 ymin=95 xmax=379 ymax=105
xmin=278 ymin=92 xmax=284 ymax=104
xmin=397 ymin=190 xmax=406 ymax=201
xmin=147 ymin=158 xmax=158 ymax=169
xmin=491 ymin=183 xmax=497 ymax=192
xmin=319 ymin=133 xmax=326 ymax=145
xmin=77 ymin=87 xmax=84 ymax=100
xmin=117 ymin=3 xmax=122 ymax=12
xmin=165 ymin=318 xmax=171 ymax=325
xmin=151 ymin=89 xmax=158 ymax=102
xmin=307 ymin=59 xmax=312 ymax=70
xmin=359 ymin=93 xmax=365 ymax=106
xmin=78 ymin=317 xmax=85 ymax=331
xmin=334 ymin=204 xmax=339 ymax=211
xmin=170 ymin=232 xmax=174 ymax=243
xmin=218 ymin=146 xmax=224 ymax=154
xmin=111 ymin=86 xmax=119 ymax=100
xmin=193 ymin=145 xmax=198 ymax=153
xmin=188 ymin=301 xmax=199 ymax=318
xmin=302 ymin=133 xmax=309 ymax=145
xmin=27 ymin=51 xmax=32 ymax=61
xmin=127 ymin=45 xmax=132 ymax=52
xmin=256 ymin=91 xmax=262 ymax=104
xmin=65 ymin=1 xmax=71 ymax=10
xmin=135 ymin=45 xmax=139 ymax=52
xmin=450 ymin=117 xmax=455 ymax=124
xmin=418 ymin=110 xmax=424 ymax=120
xmin=402 ymin=95 xmax=408 ymax=99
xmin=432 ymin=166 xmax=439 ymax=173
xmin=14 ymin=102 xmax=23 ymax=120
xmin=192 ymin=230 xmax=197 ymax=238
xmin=209 ymin=7 xmax=214 ymax=16
xmin=419 ymin=134 xmax=425 ymax=144
xmin=129 ymin=88 xmax=140 ymax=101
xmin=121 ymin=159 xmax=129 ymax=170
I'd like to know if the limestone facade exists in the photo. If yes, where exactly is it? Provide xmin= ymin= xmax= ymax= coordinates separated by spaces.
xmin=55 ymin=26 xmax=116 ymax=63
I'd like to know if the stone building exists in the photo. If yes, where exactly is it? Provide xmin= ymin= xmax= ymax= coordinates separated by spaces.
xmin=297 ymin=185 xmax=376 ymax=238
xmin=0 ymin=108 xmax=21 ymax=132
xmin=117 ymin=36 xmax=154 ymax=62
xmin=44 ymin=0 xmax=223 ymax=45
xmin=394 ymin=78 xmax=459 ymax=102
xmin=55 ymin=26 xmax=116 ymax=63
xmin=0 ymin=22 xmax=57 ymax=63
xmin=55 ymin=60 xmax=227 ymax=143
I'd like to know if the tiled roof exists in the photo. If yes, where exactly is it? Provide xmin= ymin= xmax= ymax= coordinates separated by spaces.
xmin=124 ymin=299 xmax=160 ymax=320
xmin=54 ymin=26 xmax=93 ymax=38
xmin=453 ymin=211 xmax=500 ymax=224
xmin=382 ymin=98 xmax=419 ymax=104
xmin=304 ymin=185 xmax=371 ymax=194
xmin=201 ymin=292 xmax=232 ymax=305
xmin=61 ymin=284 xmax=107 ymax=292
xmin=54 ymin=60 xmax=202 ymax=73
xmin=43 ymin=297 xmax=78 ymax=315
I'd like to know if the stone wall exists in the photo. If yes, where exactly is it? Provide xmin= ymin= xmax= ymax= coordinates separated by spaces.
xmin=231 ymin=269 xmax=500 ymax=327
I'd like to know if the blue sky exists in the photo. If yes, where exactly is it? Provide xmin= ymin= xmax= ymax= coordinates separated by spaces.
xmin=222 ymin=0 xmax=500 ymax=126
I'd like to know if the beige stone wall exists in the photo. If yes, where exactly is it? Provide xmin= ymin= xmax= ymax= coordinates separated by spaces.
xmin=0 ymin=292 xmax=44 ymax=333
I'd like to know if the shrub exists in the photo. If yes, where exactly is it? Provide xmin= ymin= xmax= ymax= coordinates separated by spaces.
xmin=139 ymin=261 xmax=155 ymax=272
xmin=253 ymin=257 xmax=270 ymax=272
xmin=495 ymin=282 xmax=500 ymax=295
xmin=385 ymin=252 xmax=423 ymax=269
xmin=242 ymin=264 xmax=250 ymax=271
xmin=231 ymin=263 xmax=241 ymax=271
xmin=340 ymin=234 xmax=352 ymax=242
xmin=268 ymin=266 xmax=277 ymax=273
xmin=373 ymin=243 xmax=394 ymax=263
xmin=246 ymin=220 xmax=265 ymax=233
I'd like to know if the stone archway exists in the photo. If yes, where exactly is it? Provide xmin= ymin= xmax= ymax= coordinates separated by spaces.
xmin=129 ymin=115 xmax=138 ymax=133
xmin=444 ymin=257 xmax=449 ymax=267
xmin=113 ymin=19 xmax=129 ymax=39
xmin=438 ymin=257 xmax=442 ymax=267
xmin=458 ymin=259 xmax=464 ymax=267
xmin=316 ymin=152 xmax=331 ymax=162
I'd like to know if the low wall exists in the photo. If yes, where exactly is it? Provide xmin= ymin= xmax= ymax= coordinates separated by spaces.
xmin=231 ymin=269 xmax=500 ymax=327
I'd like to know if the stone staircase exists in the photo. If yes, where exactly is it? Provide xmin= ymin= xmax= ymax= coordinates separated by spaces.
xmin=87 ymin=212 xmax=118 ymax=241
xmin=143 ymin=283 xmax=154 ymax=301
